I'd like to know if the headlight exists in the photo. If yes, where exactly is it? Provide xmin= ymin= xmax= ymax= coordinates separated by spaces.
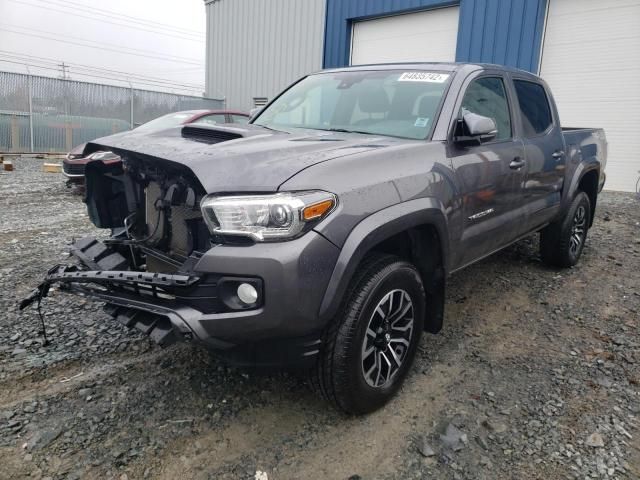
xmin=200 ymin=191 xmax=337 ymax=241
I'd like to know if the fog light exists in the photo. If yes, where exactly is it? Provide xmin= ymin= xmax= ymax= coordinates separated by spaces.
xmin=237 ymin=283 xmax=258 ymax=304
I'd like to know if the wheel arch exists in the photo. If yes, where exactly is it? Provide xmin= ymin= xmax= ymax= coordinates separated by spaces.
xmin=578 ymin=169 xmax=599 ymax=228
xmin=318 ymin=198 xmax=449 ymax=334
xmin=564 ymin=161 xmax=600 ymax=229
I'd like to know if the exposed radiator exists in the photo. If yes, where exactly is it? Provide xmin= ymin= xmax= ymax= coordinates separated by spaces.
xmin=145 ymin=182 xmax=202 ymax=260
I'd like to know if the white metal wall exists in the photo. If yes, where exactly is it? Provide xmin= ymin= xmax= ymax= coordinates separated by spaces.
xmin=350 ymin=7 xmax=460 ymax=65
xmin=205 ymin=0 xmax=326 ymax=112
xmin=539 ymin=0 xmax=640 ymax=192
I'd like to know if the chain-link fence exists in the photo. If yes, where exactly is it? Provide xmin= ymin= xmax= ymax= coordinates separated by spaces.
xmin=0 ymin=71 xmax=224 ymax=153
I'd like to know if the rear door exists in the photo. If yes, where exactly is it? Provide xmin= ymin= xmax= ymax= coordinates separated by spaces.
xmin=511 ymin=77 xmax=566 ymax=229
xmin=448 ymin=72 xmax=526 ymax=268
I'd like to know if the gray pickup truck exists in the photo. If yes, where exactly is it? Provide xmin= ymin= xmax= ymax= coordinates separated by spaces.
xmin=22 ymin=63 xmax=607 ymax=413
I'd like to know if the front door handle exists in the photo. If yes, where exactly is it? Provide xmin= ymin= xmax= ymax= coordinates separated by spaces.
xmin=510 ymin=157 xmax=525 ymax=169
xmin=552 ymin=150 xmax=565 ymax=159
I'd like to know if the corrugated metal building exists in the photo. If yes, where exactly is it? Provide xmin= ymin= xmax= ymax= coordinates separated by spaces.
xmin=205 ymin=0 xmax=326 ymax=112
xmin=205 ymin=0 xmax=640 ymax=192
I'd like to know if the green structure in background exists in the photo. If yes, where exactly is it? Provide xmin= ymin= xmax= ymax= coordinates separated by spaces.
xmin=0 ymin=71 xmax=224 ymax=153
xmin=0 ymin=113 xmax=131 ymax=153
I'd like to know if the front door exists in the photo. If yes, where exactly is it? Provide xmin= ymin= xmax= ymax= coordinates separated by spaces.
xmin=448 ymin=74 xmax=526 ymax=269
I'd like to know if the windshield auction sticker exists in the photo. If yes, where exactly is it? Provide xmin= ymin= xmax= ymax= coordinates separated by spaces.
xmin=398 ymin=72 xmax=450 ymax=83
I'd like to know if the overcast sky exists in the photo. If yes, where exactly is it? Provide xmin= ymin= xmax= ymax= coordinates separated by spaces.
xmin=0 ymin=0 xmax=210 ymax=96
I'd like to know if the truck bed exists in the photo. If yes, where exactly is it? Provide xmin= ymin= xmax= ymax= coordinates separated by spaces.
xmin=562 ymin=127 xmax=607 ymax=192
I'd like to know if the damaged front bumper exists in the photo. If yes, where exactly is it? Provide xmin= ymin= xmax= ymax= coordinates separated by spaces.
xmin=20 ymin=233 xmax=339 ymax=367
xmin=20 ymin=236 xmax=261 ymax=351
xmin=20 ymin=263 xmax=205 ymax=347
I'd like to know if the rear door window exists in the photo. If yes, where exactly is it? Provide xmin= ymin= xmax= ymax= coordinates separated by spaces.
xmin=513 ymin=80 xmax=553 ymax=137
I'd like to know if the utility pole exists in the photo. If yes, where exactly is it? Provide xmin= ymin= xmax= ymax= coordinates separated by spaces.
xmin=59 ymin=62 xmax=71 ymax=150
xmin=58 ymin=62 xmax=69 ymax=80
xmin=26 ymin=65 xmax=34 ymax=153
xmin=128 ymin=79 xmax=134 ymax=129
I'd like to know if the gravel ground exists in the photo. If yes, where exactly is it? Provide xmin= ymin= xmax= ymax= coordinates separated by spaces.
xmin=1 ymin=157 xmax=639 ymax=480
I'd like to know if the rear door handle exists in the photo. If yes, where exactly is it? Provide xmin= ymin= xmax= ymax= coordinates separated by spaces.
xmin=552 ymin=150 xmax=565 ymax=159
xmin=510 ymin=157 xmax=525 ymax=169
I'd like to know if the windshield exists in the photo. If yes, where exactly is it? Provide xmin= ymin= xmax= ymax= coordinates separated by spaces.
xmin=254 ymin=70 xmax=451 ymax=140
xmin=134 ymin=111 xmax=196 ymax=132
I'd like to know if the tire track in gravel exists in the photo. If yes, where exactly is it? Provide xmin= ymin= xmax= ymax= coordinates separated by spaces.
xmin=0 ymin=348 xmax=167 ymax=408
xmin=120 ymin=247 xmax=539 ymax=480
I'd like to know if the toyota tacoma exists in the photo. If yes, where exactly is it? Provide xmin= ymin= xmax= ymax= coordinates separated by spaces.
xmin=22 ymin=63 xmax=607 ymax=413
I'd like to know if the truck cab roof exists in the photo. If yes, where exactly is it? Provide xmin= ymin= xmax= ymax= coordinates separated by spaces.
xmin=319 ymin=62 xmax=542 ymax=81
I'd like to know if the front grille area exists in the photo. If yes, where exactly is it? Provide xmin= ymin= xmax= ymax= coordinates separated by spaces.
xmin=144 ymin=182 xmax=206 ymax=266
xmin=63 ymin=161 xmax=85 ymax=175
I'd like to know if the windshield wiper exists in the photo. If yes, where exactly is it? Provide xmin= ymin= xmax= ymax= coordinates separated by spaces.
xmin=321 ymin=128 xmax=373 ymax=135
xmin=254 ymin=124 xmax=285 ymax=133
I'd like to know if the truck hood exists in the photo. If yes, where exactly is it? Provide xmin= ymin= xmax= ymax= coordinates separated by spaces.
xmin=87 ymin=124 xmax=404 ymax=193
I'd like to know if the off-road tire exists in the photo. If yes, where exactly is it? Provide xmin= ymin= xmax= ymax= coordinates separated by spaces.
xmin=310 ymin=254 xmax=425 ymax=414
xmin=540 ymin=191 xmax=591 ymax=268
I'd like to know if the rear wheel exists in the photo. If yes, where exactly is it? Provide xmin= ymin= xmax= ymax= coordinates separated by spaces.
xmin=540 ymin=191 xmax=591 ymax=267
xmin=310 ymin=254 xmax=425 ymax=414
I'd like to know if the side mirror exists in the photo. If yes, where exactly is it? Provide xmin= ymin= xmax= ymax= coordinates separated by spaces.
xmin=249 ymin=107 xmax=263 ymax=119
xmin=454 ymin=113 xmax=497 ymax=146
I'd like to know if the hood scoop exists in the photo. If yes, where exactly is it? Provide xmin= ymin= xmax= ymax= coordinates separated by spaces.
xmin=181 ymin=125 xmax=244 ymax=144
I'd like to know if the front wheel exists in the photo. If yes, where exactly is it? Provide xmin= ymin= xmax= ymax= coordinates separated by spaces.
xmin=540 ymin=191 xmax=591 ymax=267
xmin=310 ymin=254 xmax=425 ymax=414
